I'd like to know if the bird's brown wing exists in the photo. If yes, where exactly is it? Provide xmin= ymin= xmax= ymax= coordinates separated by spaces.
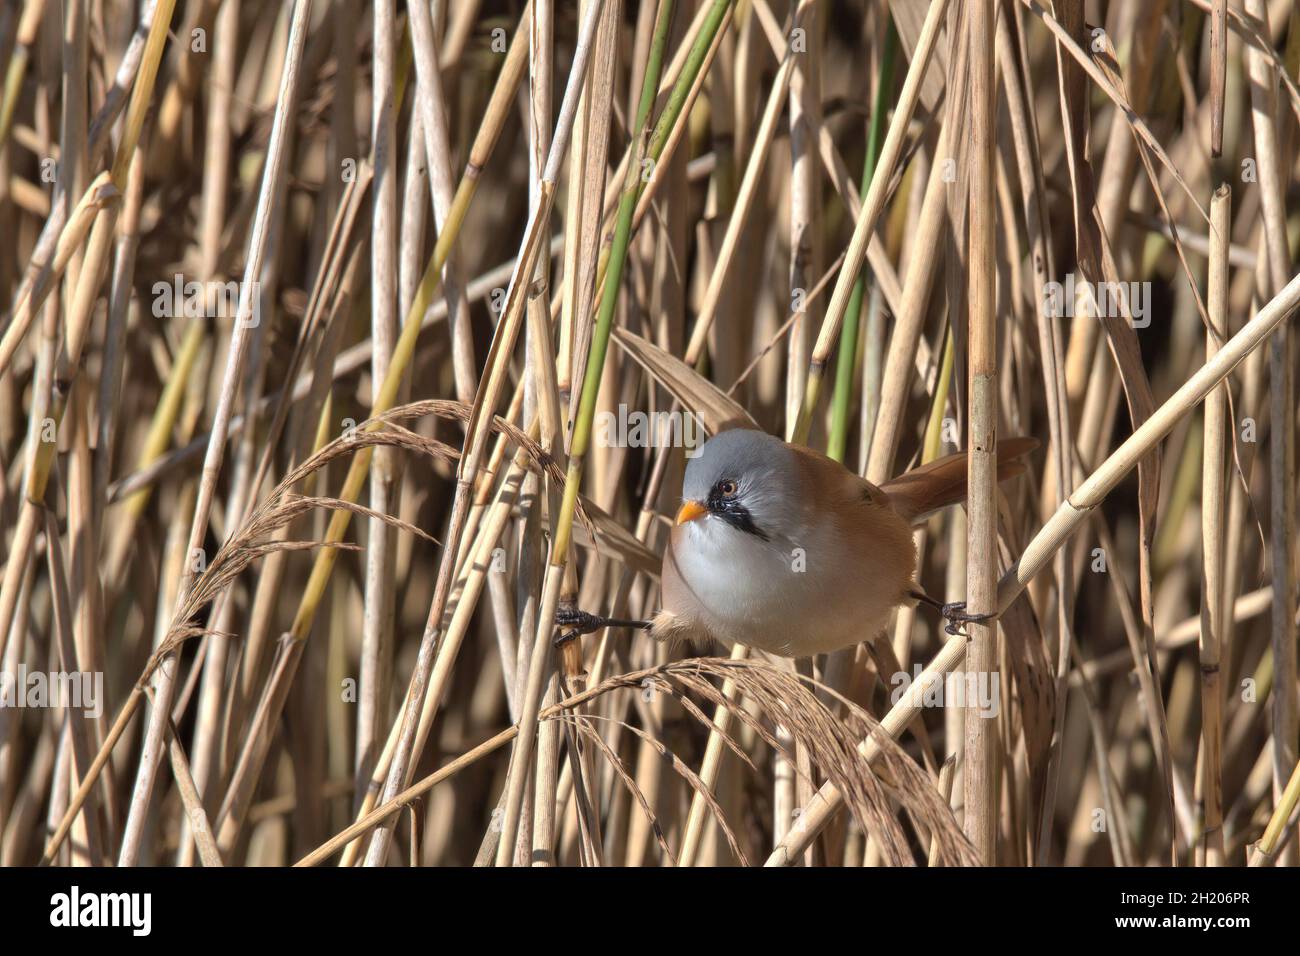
xmin=786 ymin=443 xmax=893 ymax=508
xmin=880 ymin=436 xmax=1038 ymax=524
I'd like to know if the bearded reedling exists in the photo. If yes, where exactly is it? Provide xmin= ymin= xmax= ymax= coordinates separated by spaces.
xmin=557 ymin=429 xmax=1037 ymax=656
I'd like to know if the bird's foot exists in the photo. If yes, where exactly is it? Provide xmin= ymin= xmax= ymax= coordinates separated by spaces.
xmin=553 ymin=606 xmax=653 ymax=647
xmin=938 ymin=601 xmax=996 ymax=638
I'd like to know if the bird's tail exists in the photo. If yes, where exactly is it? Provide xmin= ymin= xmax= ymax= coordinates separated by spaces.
xmin=880 ymin=436 xmax=1038 ymax=524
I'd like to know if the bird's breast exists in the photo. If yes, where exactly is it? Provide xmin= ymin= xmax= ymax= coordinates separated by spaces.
xmin=666 ymin=511 xmax=913 ymax=656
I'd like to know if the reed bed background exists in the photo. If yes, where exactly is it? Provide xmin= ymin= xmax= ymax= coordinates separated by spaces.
xmin=1 ymin=0 xmax=1298 ymax=868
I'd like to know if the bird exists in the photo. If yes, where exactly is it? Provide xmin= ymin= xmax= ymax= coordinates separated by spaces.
xmin=557 ymin=428 xmax=1037 ymax=658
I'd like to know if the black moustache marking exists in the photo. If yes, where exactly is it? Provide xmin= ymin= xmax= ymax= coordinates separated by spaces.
xmin=707 ymin=493 xmax=769 ymax=541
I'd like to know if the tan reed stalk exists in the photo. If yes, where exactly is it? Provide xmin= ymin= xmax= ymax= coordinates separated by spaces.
xmin=522 ymin=0 xmax=560 ymax=867
xmin=1244 ymin=0 xmax=1298 ymax=865
xmin=1199 ymin=184 xmax=1231 ymax=866
xmin=787 ymin=0 xmax=822 ymax=428
xmin=962 ymin=0 xmax=999 ymax=865
xmin=360 ymin=0 xmax=400 ymax=801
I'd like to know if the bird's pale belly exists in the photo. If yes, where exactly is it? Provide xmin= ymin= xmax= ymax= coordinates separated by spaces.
xmin=673 ymin=523 xmax=908 ymax=657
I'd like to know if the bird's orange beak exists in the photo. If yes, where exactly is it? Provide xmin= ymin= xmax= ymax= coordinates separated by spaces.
xmin=675 ymin=499 xmax=708 ymax=525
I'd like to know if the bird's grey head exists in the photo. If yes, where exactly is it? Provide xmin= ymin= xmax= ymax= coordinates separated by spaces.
xmin=676 ymin=429 xmax=803 ymax=542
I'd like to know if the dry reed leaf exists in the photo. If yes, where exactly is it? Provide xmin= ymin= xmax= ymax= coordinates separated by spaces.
xmin=611 ymin=326 xmax=760 ymax=434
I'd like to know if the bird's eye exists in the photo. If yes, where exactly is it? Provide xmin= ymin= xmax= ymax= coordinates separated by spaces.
xmin=717 ymin=479 xmax=738 ymax=498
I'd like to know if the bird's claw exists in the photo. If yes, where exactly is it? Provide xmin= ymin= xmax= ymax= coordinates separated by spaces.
xmin=553 ymin=606 xmax=599 ymax=648
xmin=553 ymin=629 xmax=582 ymax=648
xmin=555 ymin=606 xmax=604 ymax=634
xmin=552 ymin=606 xmax=652 ymax=647
xmin=939 ymin=601 xmax=995 ymax=638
